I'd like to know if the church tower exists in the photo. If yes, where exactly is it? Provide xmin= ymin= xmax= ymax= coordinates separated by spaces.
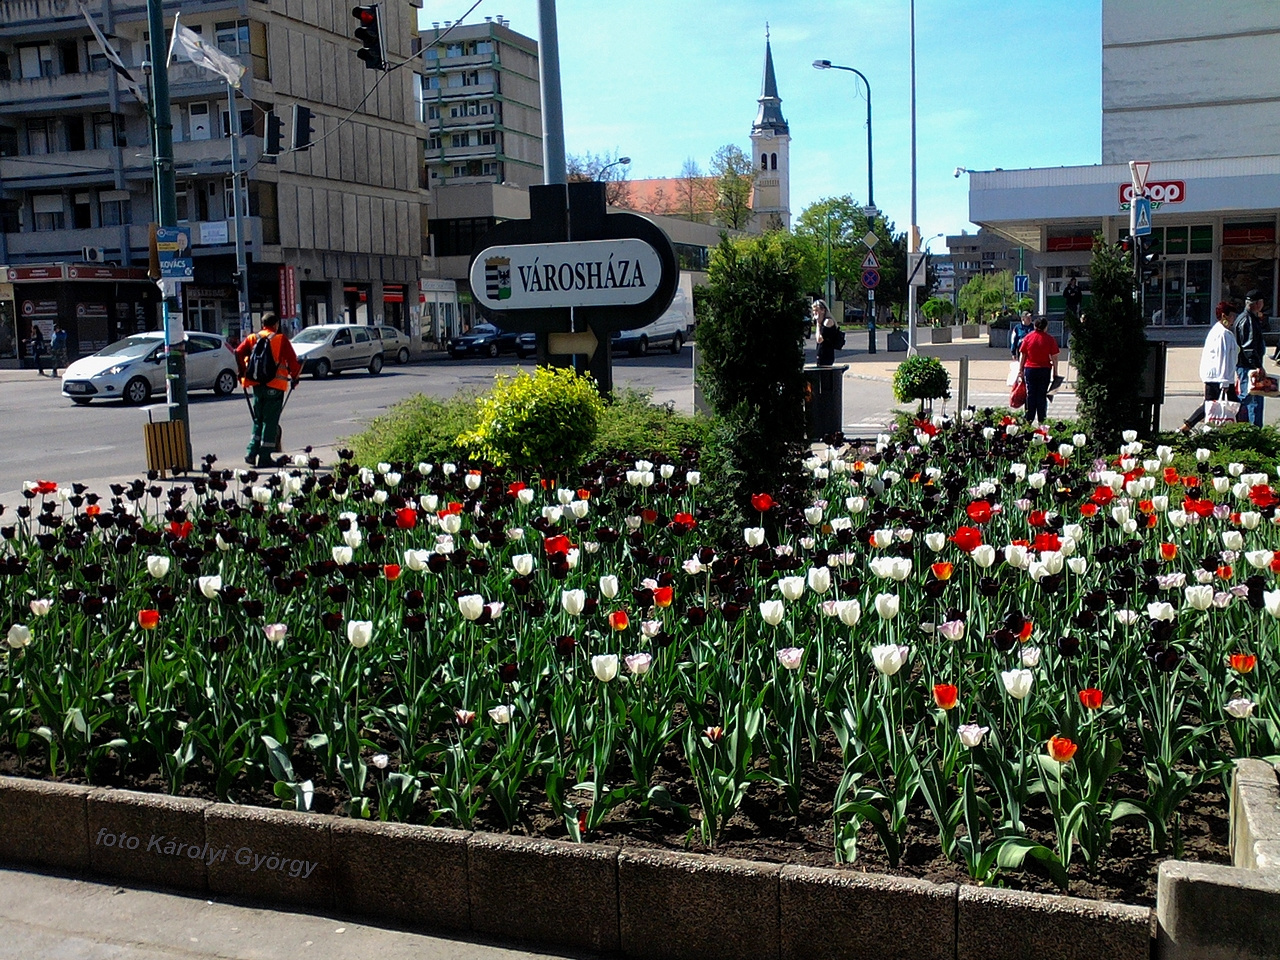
xmin=750 ymin=34 xmax=791 ymax=231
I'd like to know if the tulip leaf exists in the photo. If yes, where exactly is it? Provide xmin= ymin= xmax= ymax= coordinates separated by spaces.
xmin=993 ymin=837 xmax=1069 ymax=889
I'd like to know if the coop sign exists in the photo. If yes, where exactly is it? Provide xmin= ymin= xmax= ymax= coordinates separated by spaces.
xmin=469 ymin=238 xmax=664 ymax=311
xmin=1119 ymin=180 xmax=1185 ymax=209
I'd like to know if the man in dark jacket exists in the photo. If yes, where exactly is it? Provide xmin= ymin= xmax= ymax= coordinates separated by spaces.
xmin=1062 ymin=274 xmax=1083 ymax=322
xmin=1234 ymin=289 xmax=1269 ymax=426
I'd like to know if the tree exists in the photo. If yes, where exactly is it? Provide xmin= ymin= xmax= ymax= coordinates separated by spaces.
xmin=956 ymin=272 xmax=1014 ymax=322
xmin=566 ymin=150 xmax=631 ymax=206
xmin=920 ymin=297 xmax=954 ymax=324
xmin=698 ymin=232 xmax=810 ymax=529
xmin=709 ymin=144 xmax=756 ymax=230
xmin=1068 ymin=238 xmax=1148 ymax=442
xmin=669 ymin=157 xmax=713 ymax=224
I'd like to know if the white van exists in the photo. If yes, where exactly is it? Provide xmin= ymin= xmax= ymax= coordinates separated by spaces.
xmin=612 ymin=272 xmax=695 ymax=356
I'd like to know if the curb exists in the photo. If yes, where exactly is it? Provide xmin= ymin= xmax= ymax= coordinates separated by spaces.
xmin=0 ymin=775 xmax=1154 ymax=959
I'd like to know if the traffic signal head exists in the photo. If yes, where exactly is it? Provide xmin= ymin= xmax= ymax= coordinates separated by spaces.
xmin=266 ymin=110 xmax=284 ymax=155
xmin=352 ymin=5 xmax=386 ymax=71
xmin=291 ymin=104 xmax=315 ymax=151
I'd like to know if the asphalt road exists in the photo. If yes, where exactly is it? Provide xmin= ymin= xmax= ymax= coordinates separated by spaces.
xmin=0 ymin=350 xmax=701 ymax=500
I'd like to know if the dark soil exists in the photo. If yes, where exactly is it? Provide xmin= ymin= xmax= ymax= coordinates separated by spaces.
xmin=0 ymin=724 xmax=1230 ymax=908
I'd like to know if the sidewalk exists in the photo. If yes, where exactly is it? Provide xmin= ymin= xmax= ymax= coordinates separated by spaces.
xmin=0 ymin=866 xmax=589 ymax=960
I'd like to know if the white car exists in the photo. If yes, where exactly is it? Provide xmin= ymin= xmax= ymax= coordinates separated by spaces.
xmin=292 ymin=324 xmax=384 ymax=379
xmin=371 ymin=325 xmax=412 ymax=364
xmin=61 ymin=332 xmax=239 ymax=405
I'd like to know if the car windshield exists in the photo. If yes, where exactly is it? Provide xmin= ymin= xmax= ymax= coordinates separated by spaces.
xmin=293 ymin=328 xmax=333 ymax=344
xmin=94 ymin=336 xmax=159 ymax=358
xmin=468 ymin=324 xmax=498 ymax=336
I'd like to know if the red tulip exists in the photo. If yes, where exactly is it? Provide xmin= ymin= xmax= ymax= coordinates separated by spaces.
xmin=1032 ymin=532 xmax=1061 ymax=553
xmin=653 ymin=586 xmax=674 ymax=608
xmin=932 ymin=683 xmax=959 ymax=711
xmin=930 ymin=562 xmax=954 ymax=581
xmin=1163 ymin=466 xmax=1180 ymax=485
xmin=395 ymin=507 xmax=417 ymax=529
xmin=1249 ymin=485 xmax=1278 ymax=508
xmin=641 ymin=508 xmax=659 ymax=525
xmin=1090 ymin=486 xmax=1114 ymax=506
xmin=138 ymin=609 xmax=160 ymax=630
xmin=751 ymin=493 xmax=774 ymax=513
xmin=577 ymin=488 xmax=592 ymax=501
xmin=966 ymin=501 xmax=992 ymax=524
xmin=1270 ymin=554 xmax=1280 ymax=574
xmin=383 ymin=564 xmax=401 ymax=581
xmin=1230 ymin=653 xmax=1257 ymax=674
xmin=1048 ymin=735 xmax=1078 ymax=763
xmin=1027 ymin=510 xmax=1047 ymax=528
xmin=1160 ymin=543 xmax=1178 ymax=561
xmin=168 ymin=521 xmax=193 ymax=539
xmin=608 ymin=610 xmax=630 ymax=631
xmin=951 ymin=526 xmax=983 ymax=552
xmin=35 ymin=480 xmax=58 ymax=495
xmin=507 ymin=481 xmax=527 ymax=497
xmin=85 ymin=504 xmax=101 ymax=517
xmin=1018 ymin=621 xmax=1034 ymax=642
xmin=544 ymin=534 xmax=574 ymax=556
xmin=1079 ymin=503 xmax=1098 ymax=517
xmin=1079 ymin=688 xmax=1104 ymax=710
xmin=1217 ymin=565 xmax=1233 ymax=580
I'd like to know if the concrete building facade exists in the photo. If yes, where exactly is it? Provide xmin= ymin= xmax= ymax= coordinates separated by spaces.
xmin=967 ymin=0 xmax=1280 ymax=326
xmin=0 ymin=0 xmax=424 ymax=363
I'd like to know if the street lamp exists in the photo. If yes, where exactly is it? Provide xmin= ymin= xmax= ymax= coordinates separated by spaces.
xmin=598 ymin=155 xmax=631 ymax=179
xmin=811 ymin=60 xmax=874 ymax=218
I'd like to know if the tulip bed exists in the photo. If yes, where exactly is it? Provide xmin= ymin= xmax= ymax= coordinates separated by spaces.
xmin=2 ymin=414 xmax=1276 ymax=902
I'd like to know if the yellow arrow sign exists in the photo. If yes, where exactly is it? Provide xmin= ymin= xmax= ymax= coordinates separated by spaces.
xmin=547 ymin=329 xmax=599 ymax=357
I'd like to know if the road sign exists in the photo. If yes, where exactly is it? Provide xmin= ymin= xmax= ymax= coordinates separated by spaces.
xmin=547 ymin=329 xmax=599 ymax=358
xmin=862 ymin=231 xmax=879 ymax=249
xmin=1131 ymin=196 xmax=1153 ymax=237
xmin=1128 ymin=160 xmax=1150 ymax=196
xmin=862 ymin=268 xmax=880 ymax=289
xmin=862 ymin=251 xmax=879 ymax=270
xmin=470 ymin=238 xmax=662 ymax=311
xmin=1014 ymin=273 xmax=1030 ymax=294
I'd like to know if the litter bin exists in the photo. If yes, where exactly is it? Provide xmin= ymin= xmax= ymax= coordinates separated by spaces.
xmin=142 ymin=405 xmax=191 ymax=477
xmin=804 ymin=363 xmax=847 ymax=440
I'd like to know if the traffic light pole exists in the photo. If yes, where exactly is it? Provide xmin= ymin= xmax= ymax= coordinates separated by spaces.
xmin=227 ymin=80 xmax=251 ymax=339
xmin=145 ymin=0 xmax=191 ymax=467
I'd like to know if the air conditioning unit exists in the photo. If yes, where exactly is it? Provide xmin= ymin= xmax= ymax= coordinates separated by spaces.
xmin=82 ymin=246 xmax=106 ymax=263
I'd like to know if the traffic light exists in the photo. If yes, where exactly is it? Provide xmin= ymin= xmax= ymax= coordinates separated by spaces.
xmin=1139 ymin=235 xmax=1162 ymax=279
xmin=265 ymin=110 xmax=284 ymax=155
xmin=291 ymin=105 xmax=315 ymax=151
xmin=352 ymin=4 xmax=386 ymax=71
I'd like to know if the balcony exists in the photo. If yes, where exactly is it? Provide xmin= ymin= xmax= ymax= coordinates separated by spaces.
xmin=0 ymin=146 xmax=124 ymax=189
xmin=0 ymin=71 xmax=115 ymax=114
xmin=3 ymin=218 xmax=263 ymax=262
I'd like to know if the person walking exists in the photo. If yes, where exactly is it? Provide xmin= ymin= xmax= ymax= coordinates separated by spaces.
xmin=1017 ymin=316 xmax=1060 ymax=424
xmin=1234 ymin=289 xmax=1270 ymax=427
xmin=1009 ymin=311 xmax=1034 ymax=360
xmin=813 ymin=299 xmax=842 ymax=366
xmin=28 ymin=326 xmax=46 ymax=376
xmin=234 ymin=313 xmax=301 ymax=468
xmin=1181 ymin=302 xmax=1240 ymax=433
xmin=1062 ymin=273 xmax=1083 ymax=322
xmin=49 ymin=325 xmax=68 ymax=378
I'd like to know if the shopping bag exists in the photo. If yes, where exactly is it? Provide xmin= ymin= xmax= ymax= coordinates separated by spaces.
xmin=829 ymin=326 xmax=846 ymax=350
xmin=1006 ymin=361 xmax=1022 ymax=387
xmin=1249 ymin=369 xmax=1280 ymax=397
xmin=1204 ymin=399 xmax=1240 ymax=426
xmin=1010 ymin=377 xmax=1026 ymax=410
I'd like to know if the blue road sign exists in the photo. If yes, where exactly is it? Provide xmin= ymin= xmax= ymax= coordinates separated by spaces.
xmin=1014 ymin=273 xmax=1029 ymax=294
xmin=862 ymin=268 xmax=880 ymax=289
xmin=1133 ymin=196 xmax=1153 ymax=237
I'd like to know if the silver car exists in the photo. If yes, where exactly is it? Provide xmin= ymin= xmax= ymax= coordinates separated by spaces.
xmin=371 ymin=325 xmax=412 ymax=364
xmin=61 ymin=332 xmax=239 ymax=405
xmin=292 ymin=324 xmax=384 ymax=379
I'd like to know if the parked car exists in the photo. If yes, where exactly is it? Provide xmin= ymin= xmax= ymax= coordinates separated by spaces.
xmin=516 ymin=332 xmax=536 ymax=359
xmin=292 ymin=324 xmax=384 ymax=379
xmin=61 ymin=331 xmax=238 ymax=405
xmin=448 ymin=323 xmax=519 ymax=359
xmin=371 ymin=325 xmax=411 ymax=364
xmin=612 ymin=272 xmax=695 ymax=356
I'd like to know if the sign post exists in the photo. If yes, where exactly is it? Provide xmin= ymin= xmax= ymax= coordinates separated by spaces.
xmin=1128 ymin=160 xmax=1152 ymax=295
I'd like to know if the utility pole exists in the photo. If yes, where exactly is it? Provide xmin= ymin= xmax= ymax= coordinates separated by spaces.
xmin=227 ymin=81 xmax=250 ymax=339
xmin=145 ymin=0 xmax=190 ymax=465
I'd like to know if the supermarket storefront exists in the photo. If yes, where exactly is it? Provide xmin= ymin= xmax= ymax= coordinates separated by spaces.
xmin=968 ymin=156 xmax=1280 ymax=326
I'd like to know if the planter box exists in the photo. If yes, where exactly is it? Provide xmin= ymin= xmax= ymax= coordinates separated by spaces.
xmin=929 ymin=327 xmax=952 ymax=344
xmin=961 ymin=324 xmax=979 ymax=339
xmin=887 ymin=330 xmax=908 ymax=352
xmin=989 ymin=327 xmax=1010 ymax=349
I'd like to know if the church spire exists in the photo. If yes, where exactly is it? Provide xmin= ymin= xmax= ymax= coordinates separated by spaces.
xmin=754 ymin=36 xmax=789 ymax=137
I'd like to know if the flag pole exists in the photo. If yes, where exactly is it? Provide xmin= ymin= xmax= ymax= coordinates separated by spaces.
xmin=227 ymin=79 xmax=251 ymax=341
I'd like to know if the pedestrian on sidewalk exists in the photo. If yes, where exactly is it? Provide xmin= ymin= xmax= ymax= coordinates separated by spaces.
xmin=50 ymin=325 xmax=68 ymax=378
xmin=1063 ymin=273 xmax=1083 ymax=322
xmin=1009 ymin=311 xmax=1034 ymax=360
xmin=813 ymin=300 xmax=842 ymax=366
xmin=1017 ymin=316 xmax=1060 ymax=424
xmin=234 ymin=313 xmax=302 ymax=468
xmin=1234 ymin=290 xmax=1269 ymax=427
xmin=28 ymin=326 xmax=46 ymax=376
xmin=1180 ymin=301 xmax=1239 ymax=433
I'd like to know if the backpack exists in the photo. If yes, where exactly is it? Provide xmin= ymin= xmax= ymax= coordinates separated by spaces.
xmin=246 ymin=333 xmax=279 ymax=384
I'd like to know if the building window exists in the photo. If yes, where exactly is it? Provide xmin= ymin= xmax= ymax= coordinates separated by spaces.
xmin=479 ymin=129 xmax=496 ymax=146
xmin=425 ymin=47 xmax=439 ymax=60
xmin=770 ymin=152 xmax=777 ymax=170
xmin=760 ymin=154 xmax=767 ymax=170
xmin=481 ymin=161 xmax=498 ymax=176
xmin=26 ymin=118 xmax=51 ymax=155
xmin=221 ymin=107 xmax=254 ymax=138
xmin=215 ymin=20 xmax=250 ymax=57
xmin=427 ymin=104 xmax=440 ymax=120
xmin=249 ymin=181 xmax=278 ymax=244
xmin=188 ymin=102 xmax=212 ymax=141
xmin=446 ymin=43 xmax=464 ymax=58
xmin=93 ymin=113 xmax=121 ymax=149
xmin=476 ymin=40 xmax=494 ymax=55
xmin=461 ymin=70 xmax=480 ymax=86
xmin=99 ymin=191 xmax=130 ymax=226
xmin=426 ymin=133 xmax=442 ymax=150
xmin=86 ymin=38 xmax=109 ymax=72
xmin=18 ymin=44 xmax=54 ymax=79
xmin=0 ymin=126 xmax=18 ymax=157
xmin=426 ymin=75 xmax=440 ymax=89
xmin=224 ymin=176 xmax=248 ymax=220
xmin=32 ymin=193 xmax=65 ymax=231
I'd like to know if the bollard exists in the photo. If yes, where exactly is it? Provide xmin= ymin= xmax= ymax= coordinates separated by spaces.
xmin=868 ymin=321 xmax=877 ymax=355
xmin=958 ymin=355 xmax=969 ymax=411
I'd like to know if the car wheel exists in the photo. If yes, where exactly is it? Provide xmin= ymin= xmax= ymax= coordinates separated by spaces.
xmin=71 ymin=397 xmax=91 ymax=406
xmin=123 ymin=376 xmax=151 ymax=405
xmin=397 ymin=348 xmax=409 ymax=364
xmin=369 ymin=354 xmax=384 ymax=375
xmin=670 ymin=333 xmax=683 ymax=354
xmin=214 ymin=369 xmax=238 ymax=396
xmin=487 ymin=343 xmax=499 ymax=358
xmin=312 ymin=358 xmax=331 ymax=380
xmin=635 ymin=335 xmax=649 ymax=357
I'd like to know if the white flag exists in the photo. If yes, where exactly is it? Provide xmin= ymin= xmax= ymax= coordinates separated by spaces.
xmin=77 ymin=1 xmax=147 ymax=106
xmin=174 ymin=22 xmax=246 ymax=89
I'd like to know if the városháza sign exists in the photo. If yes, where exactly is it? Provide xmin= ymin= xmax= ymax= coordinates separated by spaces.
xmin=469 ymin=239 xmax=663 ymax=311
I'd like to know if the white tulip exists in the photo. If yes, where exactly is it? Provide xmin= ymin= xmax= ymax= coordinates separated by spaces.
xmin=971 ymin=545 xmax=996 ymax=569
xmin=1221 ymin=531 xmax=1244 ymax=551
xmin=541 ymin=505 xmax=563 ymax=524
xmin=1001 ymin=669 xmax=1034 ymax=700
xmin=776 ymin=647 xmax=804 ymax=670
xmin=6 ymin=624 xmax=31 ymax=649
xmin=568 ymin=500 xmax=590 ymax=519
xmin=874 ymin=593 xmax=900 ymax=620
xmin=198 ymin=575 xmax=222 ymax=599
xmin=599 ymin=575 xmax=620 ymax=600
xmin=419 ymin=494 xmax=439 ymax=512
xmin=744 ymin=527 xmax=765 ymax=547
xmin=777 ymin=576 xmax=806 ymax=601
xmin=457 ymin=594 xmax=485 ymax=621
xmin=938 ymin=619 xmax=965 ymax=642
xmin=488 ymin=704 xmax=514 ymax=724
xmin=958 ymin=724 xmax=989 ymax=748
xmin=264 ymin=623 xmax=288 ymax=645
xmin=1004 ymin=545 xmax=1029 ymax=570
xmin=441 ymin=514 xmax=462 ymax=535
xmin=924 ymin=532 xmax=947 ymax=552
xmin=625 ymin=652 xmax=653 ymax=676
xmin=1020 ymin=646 xmax=1042 ymax=668
xmin=251 ymin=485 xmax=272 ymax=504
xmin=1240 ymin=511 xmax=1262 ymax=530
xmin=384 ymin=472 xmax=401 ymax=489
xmin=1067 ymin=558 xmax=1088 ymax=575
xmin=1263 ymin=590 xmax=1280 ymax=619
xmin=512 ymin=553 xmax=534 ymax=576
xmin=561 ymin=589 xmax=586 ymax=616
xmin=403 ymin=549 xmax=430 ymax=571
xmin=1147 ymin=602 xmax=1176 ymax=622
xmin=146 ymin=555 xmax=171 ymax=578
xmin=871 ymin=643 xmax=910 ymax=676
xmin=759 ymin=599 xmax=785 ymax=626
xmin=346 ymin=620 xmax=373 ymax=648
xmin=1184 ymin=585 xmax=1214 ymax=611
xmin=591 ymin=654 xmax=619 ymax=682
xmin=28 ymin=599 xmax=52 ymax=617
xmin=870 ymin=529 xmax=893 ymax=548
xmin=1245 ymin=550 xmax=1273 ymax=570
xmin=835 ymin=599 xmax=862 ymax=626
xmin=845 ymin=496 xmax=866 ymax=514
xmin=804 ymin=506 xmax=824 ymax=526
xmin=686 ymin=471 xmax=702 ymax=486
xmin=807 ymin=566 xmax=832 ymax=595
xmin=1226 ymin=698 xmax=1256 ymax=719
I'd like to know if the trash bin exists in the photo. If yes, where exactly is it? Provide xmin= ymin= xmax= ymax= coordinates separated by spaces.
xmin=803 ymin=363 xmax=847 ymax=440
xmin=142 ymin=405 xmax=191 ymax=477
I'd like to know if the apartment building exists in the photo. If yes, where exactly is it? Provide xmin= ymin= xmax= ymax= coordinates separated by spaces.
xmin=0 ymin=0 xmax=425 ymax=363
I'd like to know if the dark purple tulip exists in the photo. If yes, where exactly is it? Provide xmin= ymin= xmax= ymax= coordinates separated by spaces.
xmin=990 ymin=628 xmax=1017 ymax=653
xmin=403 ymin=588 xmax=425 ymax=609
xmin=1057 ymin=635 xmax=1081 ymax=657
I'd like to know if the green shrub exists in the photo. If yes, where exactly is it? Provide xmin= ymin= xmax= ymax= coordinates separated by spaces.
xmin=458 ymin=366 xmax=604 ymax=474
xmin=1168 ymin=423 xmax=1280 ymax=475
xmin=347 ymin=392 xmax=477 ymax=466
xmin=593 ymin=388 xmax=713 ymax=459
xmin=893 ymin=355 xmax=951 ymax=404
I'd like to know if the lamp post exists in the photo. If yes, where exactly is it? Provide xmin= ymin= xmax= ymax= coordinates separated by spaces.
xmin=598 ymin=155 xmax=631 ymax=179
xmin=907 ymin=0 xmax=919 ymax=355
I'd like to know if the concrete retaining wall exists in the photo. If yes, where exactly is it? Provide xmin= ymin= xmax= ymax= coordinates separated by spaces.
xmin=0 ymin=775 xmax=1154 ymax=960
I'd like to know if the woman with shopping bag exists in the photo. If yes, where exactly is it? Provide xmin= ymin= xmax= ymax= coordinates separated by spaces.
xmin=1180 ymin=301 xmax=1240 ymax=433
xmin=1016 ymin=316 xmax=1060 ymax=423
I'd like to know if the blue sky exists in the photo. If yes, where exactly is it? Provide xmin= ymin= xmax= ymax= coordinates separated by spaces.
xmin=421 ymin=0 xmax=1103 ymax=245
